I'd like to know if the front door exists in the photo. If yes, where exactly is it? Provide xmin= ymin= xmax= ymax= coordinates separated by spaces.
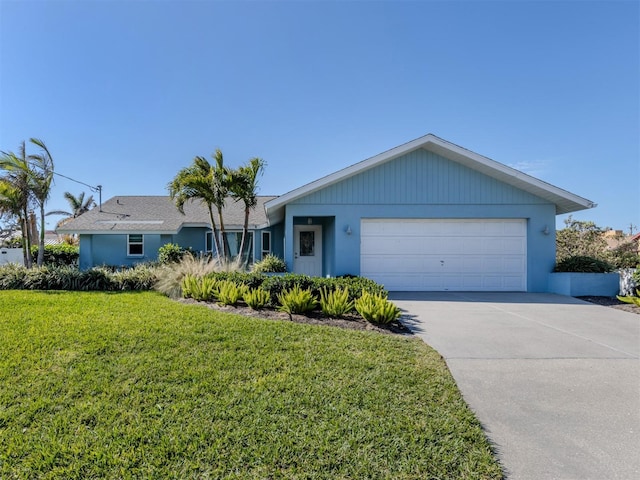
xmin=293 ymin=225 xmax=323 ymax=276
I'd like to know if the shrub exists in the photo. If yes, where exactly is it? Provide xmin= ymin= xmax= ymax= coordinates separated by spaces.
xmin=277 ymin=285 xmax=318 ymax=318
xmin=608 ymin=250 xmax=640 ymax=269
xmin=110 ymin=264 xmax=158 ymax=291
xmin=181 ymin=274 xmax=217 ymax=301
xmin=154 ymin=254 xmax=228 ymax=299
xmin=216 ymin=280 xmax=248 ymax=306
xmin=29 ymin=243 xmax=79 ymax=266
xmin=252 ymin=254 xmax=287 ymax=273
xmin=78 ymin=268 xmax=113 ymax=291
xmin=244 ymin=288 xmax=271 ymax=310
xmin=0 ymin=264 xmax=27 ymax=289
xmin=553 ymin=255 xmax=615 ymax=273
xmin=355 ymin=291 xmax=401 ymax=324
xmin=208 ymin=271 xmax=265 ymax=290
xmin=319 ymin=287 xmax=354 ymax=317
xmin=158 ymin=243 xmax=191 ymax=264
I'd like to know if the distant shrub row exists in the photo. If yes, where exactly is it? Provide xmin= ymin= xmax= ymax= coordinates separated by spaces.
xmin=0 ymin=264 xmax=157 ymax=291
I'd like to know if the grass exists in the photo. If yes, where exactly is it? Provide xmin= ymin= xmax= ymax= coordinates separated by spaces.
xmin=0 ymin=291 xmax=502 ymax=479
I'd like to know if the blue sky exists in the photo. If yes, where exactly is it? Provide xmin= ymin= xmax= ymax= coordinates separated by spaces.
xmin=1 ymin=0 xmax=638 ymax=233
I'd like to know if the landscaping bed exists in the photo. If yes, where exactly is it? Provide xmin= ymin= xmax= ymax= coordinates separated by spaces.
xmin=577 ymin=296 xmax=639 ymax=315
xmin=179 ymin=297 xmax=412 ymax=335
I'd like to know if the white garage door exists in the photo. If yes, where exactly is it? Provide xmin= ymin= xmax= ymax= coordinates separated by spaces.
xmin=360 ymin=219 xmax=527 ymax=291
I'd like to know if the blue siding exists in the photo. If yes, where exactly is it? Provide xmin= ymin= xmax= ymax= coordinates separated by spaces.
xmin=280 ymin=149 xmax=557 ymax=292
xmin=293 ymin=149 xmax=547 ymax=206
xmin=175 ymin=227 xmax=209 ymax=253
xmin=79 ymin=227 xmax=267 ymax=269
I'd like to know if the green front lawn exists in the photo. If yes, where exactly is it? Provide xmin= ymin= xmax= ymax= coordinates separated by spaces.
xmin=0 ymin=291 xmax=502 ymax=479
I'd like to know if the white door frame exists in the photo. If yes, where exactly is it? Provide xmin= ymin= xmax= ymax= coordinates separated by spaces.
xmin=293 ymin=224 xmax=323 ymax=276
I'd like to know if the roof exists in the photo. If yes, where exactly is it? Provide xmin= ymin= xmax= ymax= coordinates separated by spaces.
xmin=265 ymin=133 xmax=596 ymax=224
xmin=56 ymin=195 xmax=277 ymax=235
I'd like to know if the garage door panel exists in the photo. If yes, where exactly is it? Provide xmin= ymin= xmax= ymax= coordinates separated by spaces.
xmin=361 ymin=219 xmax=527 ymax=292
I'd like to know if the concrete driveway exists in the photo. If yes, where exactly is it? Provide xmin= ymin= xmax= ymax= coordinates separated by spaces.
xmin=389 ymin=292 xmax=640 ymax=480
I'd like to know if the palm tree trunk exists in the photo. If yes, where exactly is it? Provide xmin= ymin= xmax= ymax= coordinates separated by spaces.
xmin=238 ymin=205 xmax=250 ymax=267
xmin=207 ymin=205 xmax=222 ymax=259
xmin=37 ymin=204 xmax=46 ymax=267
xmin=217 ymin=207 xmax=229 ymax=260
xmin=21 ymin=207 xmax=32 ymax=268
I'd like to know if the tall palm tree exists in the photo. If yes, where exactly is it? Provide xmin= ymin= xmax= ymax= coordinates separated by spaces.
xmin=47 ymin=191 xmax=96 ymax=227
xmin=168 ymin=156 xmax=223 ymax=258
xmin=229 ymin=157 xmax=265 ymax=265
xmin=211 ymin=149 xmax=231 ymax=259
xmin=0 ymin=142 xmax=33 ymax=268
xmin=27 ymin=138 xmax=55 ymax=267
xmin=1 ymin=138 xmax=56 ymax=267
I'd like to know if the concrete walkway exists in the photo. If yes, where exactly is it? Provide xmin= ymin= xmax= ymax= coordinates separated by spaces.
xmin=389 ymin=292 xmax=640 ymax=480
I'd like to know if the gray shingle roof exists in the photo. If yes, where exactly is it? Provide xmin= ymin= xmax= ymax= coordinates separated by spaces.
xmin=56 ymin=196 xmax=277 ymax=234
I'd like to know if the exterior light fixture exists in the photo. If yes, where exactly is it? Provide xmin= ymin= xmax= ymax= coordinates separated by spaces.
xmin=542 ymin=225 xmax=550 ymax=235
xmin=345 ymin=225 xmax=352 ymax=235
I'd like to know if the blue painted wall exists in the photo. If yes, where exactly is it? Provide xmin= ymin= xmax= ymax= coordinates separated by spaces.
xmin=280 ymin=148 xmax=557 ymax=291
xmin=79 ymin=227 xmax=273 ymax=269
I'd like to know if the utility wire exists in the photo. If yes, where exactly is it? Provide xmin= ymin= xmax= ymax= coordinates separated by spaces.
xmin=52 ymin=171 xmax=103 ymax=211
xmin=53 ymin=171 xmax=100 ymax=192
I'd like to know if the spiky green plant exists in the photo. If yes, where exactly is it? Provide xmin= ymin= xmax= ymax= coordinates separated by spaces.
xmin=319 ymin=287 xmax=354 ymax=317
xmin=243 ymin=288 xmax=271 ymax=310
xmin=277 ymin=285 xmax=318 ymax=318
xmin=181 ymin=274 xmax=217 ymax=301
xmin=617 ymin=289 xmax=640 ymax=307
xmin=355 ymin=291 xmax=401 ymax=324
xmin=216 ymin=280 xmax=248 ymax=306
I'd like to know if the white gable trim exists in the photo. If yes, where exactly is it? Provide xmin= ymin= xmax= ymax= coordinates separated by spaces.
xmin=265 ymin=134 xmax=595 ymax=223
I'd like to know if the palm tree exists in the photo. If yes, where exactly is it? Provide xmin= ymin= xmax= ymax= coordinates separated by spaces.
xmin=211 ymin=149 xmax=231 ymax=259
xmin=168 ymin=156 xmax=223 ymax=258
xmin=27 ymin=138 xmax=55 ymax=267
xmin=0 ymin=142 xmax=33 ymax=267
xmin=47 ymin=191 xmax=96 ymax=227
xmin=229 ymin=157 xmax=265 ymax=266
xmin=1 ymin=138 xmax=56 ymax=267
xmin=0 ymin=179 xmax=26 ymax=248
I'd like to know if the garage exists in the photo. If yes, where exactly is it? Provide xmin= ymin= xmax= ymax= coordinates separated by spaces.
xmin=360 ymin=219 xmax=527 ymax=291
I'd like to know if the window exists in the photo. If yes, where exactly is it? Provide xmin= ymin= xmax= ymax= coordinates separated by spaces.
xmin=261 ymin=231 xmax=271 ymax=259
xmin=128 ymin=234 xmax=144 ymax=256
xmin=223 ymin=231 xmax=254 ymax=264
xmin=205 ymin=231 xmax=213 ymax=254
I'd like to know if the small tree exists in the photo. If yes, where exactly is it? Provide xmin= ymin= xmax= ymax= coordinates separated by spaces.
xmin=556 ymin=216 xmax=608 ymax=263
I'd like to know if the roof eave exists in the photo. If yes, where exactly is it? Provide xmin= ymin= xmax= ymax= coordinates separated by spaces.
xmin=264 ymin=133 xmax=596 ymax=217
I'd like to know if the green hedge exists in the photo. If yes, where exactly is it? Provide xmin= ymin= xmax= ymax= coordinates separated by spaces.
xmin=29 ymin=244 xmax=79 ymax=266
xmin=0 ymin=264 xmax=156 ymax=291
xmin=204 ymin=272 xmax=386 ymax=306
xmin=553 ymin=255 xmax=615 ymax=273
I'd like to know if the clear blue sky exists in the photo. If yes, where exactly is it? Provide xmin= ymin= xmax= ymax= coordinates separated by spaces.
xmin=1 ymin=0 xmax=638 ymax=233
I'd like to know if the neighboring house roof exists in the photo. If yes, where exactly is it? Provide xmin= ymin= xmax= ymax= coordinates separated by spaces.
xmin=265 ymin=133 xmax=596 ymax=224
xmin=56 ymin=196 xmax=277 ymax=235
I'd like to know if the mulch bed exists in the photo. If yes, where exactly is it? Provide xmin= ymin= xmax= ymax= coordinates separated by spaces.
xmin=178 ymin=298 xmax=413 ymax=335
xmin=577 ymin=296 xmax=639 ymax=315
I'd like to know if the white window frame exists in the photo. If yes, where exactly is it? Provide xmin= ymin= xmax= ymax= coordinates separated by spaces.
xmin=261 ymin=231 xmax=271 ymax=259
xmin=127 ymin=234 xmax=144 ymax=257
